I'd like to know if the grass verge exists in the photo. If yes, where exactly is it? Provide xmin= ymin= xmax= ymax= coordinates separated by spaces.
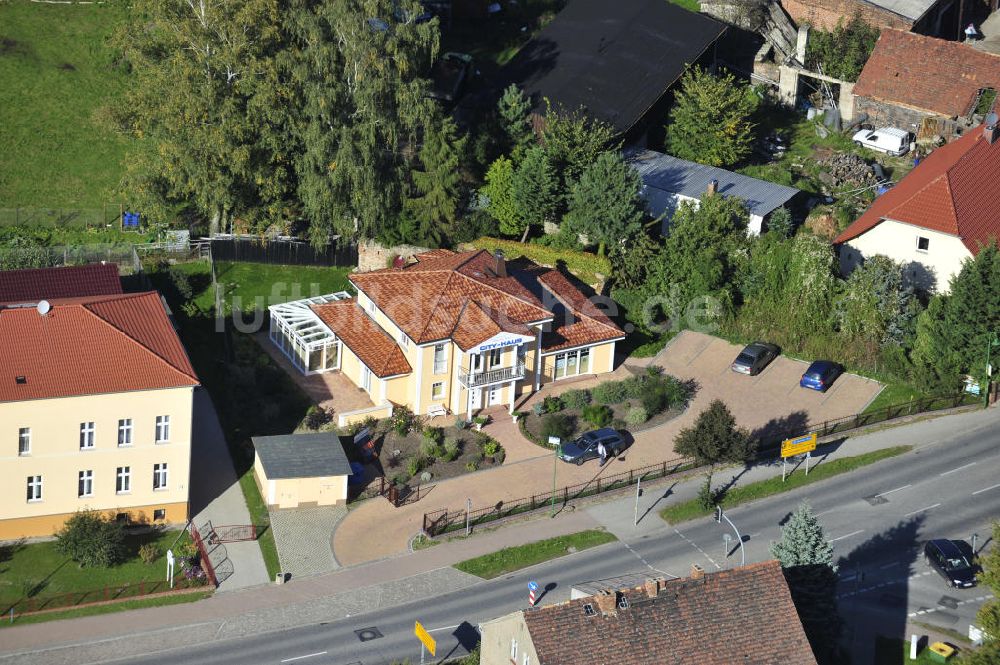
xmin=240 ymin=471 xmax=280 ymax=579
xmin=0 ymin=590 xmax=212 ymax=628
xmin=453 ymin=529 xmax=617 ymax=579
xmin=863 ymin=382 xmax=924 ymax=414
xmin=872 ymin=635 xmax=944 ymax=664
xmin=659 ymin=446 xmax=912 ymax=524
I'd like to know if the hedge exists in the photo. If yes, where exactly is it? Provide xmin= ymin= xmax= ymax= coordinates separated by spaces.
xmin=470 ymin=237 xmax=612 ymax=284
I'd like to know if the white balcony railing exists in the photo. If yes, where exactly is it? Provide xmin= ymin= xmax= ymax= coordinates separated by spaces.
xmin=459 ymin=361 xmax=526 ymax=388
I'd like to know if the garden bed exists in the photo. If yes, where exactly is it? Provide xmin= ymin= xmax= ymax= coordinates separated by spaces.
xmin=519 ymin=368 xmax=694 ymax=448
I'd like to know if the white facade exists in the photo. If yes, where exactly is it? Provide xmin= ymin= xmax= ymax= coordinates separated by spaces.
xmin=655 ymin=192 xmax=765 ymax=235
xmin=838 ymin=219 xmax=973 ymax=293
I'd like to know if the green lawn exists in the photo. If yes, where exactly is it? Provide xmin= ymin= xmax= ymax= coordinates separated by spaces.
xmin=0 ymin=590 xmax=211 ymax=628
xmin=454 ymin=529 xmax=617 ymax=579
xmin=441 ymin=0 xmax=565 ymax=69
xmin=659 ymin=446 xmax=912 ymax=524
xmin=0 ymin=529 xmax=195 ymax=609
xmin=863 ymin=382 xmax=924 ymax=414
xmin=213 ymin=262 xmax=352 ymax=313
xmin=0 ymin=1 xmax=129 ymax=208
xmin=667 ymin=0 xmax=701 ymax=11
xmin=872 ymin=636 xmax=951 ymax=664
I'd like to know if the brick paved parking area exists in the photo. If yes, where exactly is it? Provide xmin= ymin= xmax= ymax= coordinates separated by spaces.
xmin=269 ymin=505 xmax=348 ymax=579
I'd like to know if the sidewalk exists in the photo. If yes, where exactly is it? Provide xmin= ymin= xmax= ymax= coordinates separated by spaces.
xmin=0 ymin=406 xmax=995 ymax=664
xmin=188 ymin=390 xmax=270 ymax=591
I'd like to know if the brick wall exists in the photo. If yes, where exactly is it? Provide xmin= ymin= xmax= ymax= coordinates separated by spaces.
xmin=780 ymin=0 xmax=912 ymax=31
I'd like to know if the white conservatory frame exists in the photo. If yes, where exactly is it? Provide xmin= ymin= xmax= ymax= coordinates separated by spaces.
xmin=268 ymin=292 xmax=351 ymax=375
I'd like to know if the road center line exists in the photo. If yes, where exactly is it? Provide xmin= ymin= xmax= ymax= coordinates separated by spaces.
xmin=280 ymin=652 xmax=327 ymax=663
xmin=429 ymin=624 xmax=460 ymax=633
xmin=904 ymin=503 xmax=941 ymax=517
xmin=879 ymin=562 xmax=900 ymax=570
xmin=939 ymin=462 xmax=977 ymax=476
xmin=829 ymin=529 xmax=865 ymax=543
xmin=875 ymin=484 xmax=912 ymax=497
xmin=972 ymin=483 xmax=1000 ymax=496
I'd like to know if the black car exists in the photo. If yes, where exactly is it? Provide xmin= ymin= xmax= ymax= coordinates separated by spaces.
xmin=800 ymin=360 xmax=843 ymax=392
xmin=731 ymin=342 xmax=780 ymax=376
xmin=558 ymin=428 xmax=625 ymax=465
xmin=924 ymin=539 xmax=977 ymax=588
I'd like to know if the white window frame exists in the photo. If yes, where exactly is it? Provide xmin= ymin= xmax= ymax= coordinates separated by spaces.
xmin=18 ymin=427 xmax=31 ymax=456
xmin=367 ymin=297 xmax=376 ymax=314
xmin=79 ymin=470 xmax=94 ymax=498
xmin=431 ymin=381 xmax=445 ymax=400
xmin=916 ymin=236 xmax=930 ymax=253
xmin=433 ymin=343 xmax=447 ymax=374
xmin=361 ymin=365 xmax=372 ymax=392
xmin=153 ymin=463 xmax=169 ymax=491
xmin=155 ymin=415 xmax=170 ymax=443
xmin=511 ymin=638 xmax=518 ymax=659
xmin=400 ymin=333 xmax=410 ymax=350
xmin=116 ymin=466 xmax=131 ymax=494
xmin=118 ymin=418 xmax=133 ymax=447
xmin=27 ymin=475 xmax=42 ymax=502
xmin=488 ymin=348 xmax=501 ymax=368
xmin=523 ymin=654 xmax=530 ymax=665
xmin=553 ymin=347 xmax=592 ymax=380
xmin=80 ymin=422 xmax=95 ymax=450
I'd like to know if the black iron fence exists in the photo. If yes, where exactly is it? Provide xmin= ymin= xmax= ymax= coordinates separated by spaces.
xmin=209 ymin=236 xmax=358 ymax=267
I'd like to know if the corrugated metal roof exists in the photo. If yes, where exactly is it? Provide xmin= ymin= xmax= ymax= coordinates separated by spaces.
xmin=869 ymin=0 xmax=938 ymax=21
xmin=252 ymin=432 xmax=352 ymax=479
xmin=626 ymin=149 xmax=800 ymax=220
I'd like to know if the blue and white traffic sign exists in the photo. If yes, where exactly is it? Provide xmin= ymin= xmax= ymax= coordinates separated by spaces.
xmin=528 ymin=581 xmax=539 ymax=591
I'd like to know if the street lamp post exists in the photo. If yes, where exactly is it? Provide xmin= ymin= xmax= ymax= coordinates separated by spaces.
xmin=984 ymin=333 xmax=999 ymax=408
xmin=550 ymin=440 xmax=561 ymax=516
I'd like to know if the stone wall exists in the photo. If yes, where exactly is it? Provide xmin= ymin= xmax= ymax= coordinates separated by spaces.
xmin=356 ymin=239 xmax=431 ymax=273
xmin=854 ymin=97 xmax=929 ymax=133
xmin=780 ymin=0 xmax=912 ymax=31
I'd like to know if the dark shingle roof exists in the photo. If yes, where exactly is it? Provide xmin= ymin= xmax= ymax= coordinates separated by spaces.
xmin=502 ymin=0 xmax=725 ymax=136
xmin=0 ymin=264 xmax=122 ymax=305
xmin=252 ymin=432 xmax=352 ymax=479
xmin=521 ymin=560 xmax=817 ymax=665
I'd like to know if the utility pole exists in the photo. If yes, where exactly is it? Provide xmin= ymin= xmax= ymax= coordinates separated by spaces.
xmin=550 ymin=439 xmax=561 ymax=516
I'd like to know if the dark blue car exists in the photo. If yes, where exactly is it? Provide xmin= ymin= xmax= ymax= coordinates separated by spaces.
xmin=800 ymin=360 xmax=843 ymax=392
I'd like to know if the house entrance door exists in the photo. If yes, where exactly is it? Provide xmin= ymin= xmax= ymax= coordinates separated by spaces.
xmin=487 ymin=384 xmax=502 ymax=406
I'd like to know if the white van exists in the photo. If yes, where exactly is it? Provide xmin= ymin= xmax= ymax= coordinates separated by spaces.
xmin=852 ymin=127 xmax=913 ymax=156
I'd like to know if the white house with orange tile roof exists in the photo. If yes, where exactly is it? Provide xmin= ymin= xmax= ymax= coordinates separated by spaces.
xmin=268 ymin=249 xmax=624 ymax=422
xmin=0 ymin=266 xmax=199 ymax=539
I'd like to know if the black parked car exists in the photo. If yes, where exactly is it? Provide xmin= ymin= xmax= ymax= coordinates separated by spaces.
xmin=731 ymin=342 xmax=780 ymax=376
xmin=924 ymin=539 xmax=977 ymax=588
xmin=558 ymin=428 xmax=626 ymax=465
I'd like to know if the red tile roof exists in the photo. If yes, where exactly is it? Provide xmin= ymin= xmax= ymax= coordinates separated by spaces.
xmin=0 ymin=264 xmax=122 ymax=305
xmin=520 ymin=560 xmax=816 ymax=665
xmin=349 ymin=250 xmax=623 ymax=352
xmin=836 ymin=125 xmax=1000 ymax=254
xmin=311 ymin=299 xmax=412 ymax=378
xmin=0 ymin=292 xmax=198 ymax=403
xmin=853 ymin=30 xmax=1000 ymax=118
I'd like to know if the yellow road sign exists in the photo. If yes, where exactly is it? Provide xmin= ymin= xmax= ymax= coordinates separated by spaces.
xmin=414 ymin=620 xmax=436 ymax=656
xmin=781 ymin=432 xmax=817 ymax=458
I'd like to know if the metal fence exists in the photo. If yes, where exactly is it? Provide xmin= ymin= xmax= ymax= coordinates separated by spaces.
xmin=423 ymin=456 xmax=690 ymax=536
xmin=0 ymin=206 xmax=126 ymax=229
xmin=0 ymin=244 xmax=143 ymax=275
xmin=209 ymin=235 xmax=358 ymax=267
xmin=2 ymin=576 xmax=208 ymax=618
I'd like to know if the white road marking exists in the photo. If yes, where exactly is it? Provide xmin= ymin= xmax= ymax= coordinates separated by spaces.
xmin=281 ymin=652 xmax=327 ymax=663
xmin=972 ymin=483 xmax=1000 ymax=496
xmin=673 ymin=529 xmax=722 ymax=569
xmin=428 ymin=624 xmax=460 ymax=633
xmin=904 ymin=503 xmax=941 ymax=517
xmin=908 ymin=594 xmax=995 ymax=618
xmin=829 ymin=529 xmax=865 ymax=543
xmin=814 ymin=508 xmax=839 ymax=517
xmin=875 ymin=484 xmax=912 ymax=497
xmin=939 ymin=462 xmax=977 ymax=476
xmin=879 ymin=562 xmax=900 ymax=570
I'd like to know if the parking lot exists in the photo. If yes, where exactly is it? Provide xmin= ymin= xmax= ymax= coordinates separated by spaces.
xmin=651 ymin=331 xmax=884 ymax=439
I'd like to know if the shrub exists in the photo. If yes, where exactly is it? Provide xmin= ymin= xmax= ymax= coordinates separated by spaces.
xmin=55 ymin=510 xmax=127 ymax=568
xmin=540 ymin=413 xmax=576 ymax=441
xmin=391 ymin=472 xmax=409 ymax=486
xmin=560 ymin=389 xmax=591 ymax=409
xmin=532 ymin=402 xmax=545 ymax=416
xmin=139 ymin=543 xmax=160 ymax=564
xmin=406 ymin=457 xmax=423 ymax=477
xmin=470 ymin=237 xmax=612 ymax=283
xmin=591 ymin=380 xmax=631 ymax=405
xmin=542 ymin=395 xmax=564 ymax=414
xmin=494 ymin=447 xmax=506 ymax=464
xmin=167 ymin=266 xmax=193 ymax=301
xmin=697 ymin=476 xmax=716 ymax=510
xmin=621 ymin=375 xmax=647 ymax=400
xmin=304 ymin=405 xmax=332 ymax=430
xmin=443 ymin=437 xmax=461 ymax=461
xmin=641 ymin=385 xmax=670 ymax=415
xmin=611 ymin=418 xmax=627 ymax=431
xmin=582 ymin=404 xmax=613 ymax=427
xmin=479 ymin=436 xmax=501 ymax=457
xmin=466 ymin=461 xmax=479 ymax=472
xmin=454 ymin=417 xmax=468 ymax=430
xmin=422 ymin=426 xmax=443 ymax=444
xmin=420 ymin=436 xmax=443 ymax=459
xmin=390 ymin=407 xmax=416 ymax=436
xmin=625 ymin=406 xmax=649 ymax=425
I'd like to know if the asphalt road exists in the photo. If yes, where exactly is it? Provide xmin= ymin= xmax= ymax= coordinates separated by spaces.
xmin=106 ymin=424 xmax=1000 ymax=665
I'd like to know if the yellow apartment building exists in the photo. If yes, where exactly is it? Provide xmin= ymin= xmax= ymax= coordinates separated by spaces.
xmin=268 ymin=249 xmax=623 ymax=422
xmin=0 ymin=265 xmax=198 ymax=539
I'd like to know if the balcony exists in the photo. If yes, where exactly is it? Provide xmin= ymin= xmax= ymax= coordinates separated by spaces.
xmin=459 ymin=361 xmax=526 ymax=388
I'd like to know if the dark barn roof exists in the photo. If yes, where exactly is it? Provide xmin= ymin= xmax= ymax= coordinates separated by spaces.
xmin=502 ymin=0 xmax=726 ymax=136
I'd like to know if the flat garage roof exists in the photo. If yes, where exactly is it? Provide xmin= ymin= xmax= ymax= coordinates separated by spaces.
xmin=252 ymin=432 xmax=352 ymax=479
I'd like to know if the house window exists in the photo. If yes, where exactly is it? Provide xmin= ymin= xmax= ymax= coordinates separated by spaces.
xmin=433 ymin=343 xmax=447 ymax=374
xmin=400 ymin=333 xmax=409 ymax=350
xmin=153 ymin=508 xmax=166 ymax=521
xmin=79 ymin=470 xmax=94 ymax=497
xmin=367 ymin=297 xmax=375 ymax=314
xmin=488 ymin=348 xmax=501 ymax=368
xmin=431 ymin=381 xmax=445 ymax=400
xmin=523 ymin=654 xmax=530 ymax=665
xmin=361 ymin=365 xmax=372 ymax=392
xmin=118 ymin=419 xmax=133 ymax=447
xmin=916 ymin=236 xmax=930 ymax=252
xmin=511 ymin=638 xmax=518 ymax=659
xmin=553 ymin=347 xmax=591 ymax=380
xmin=18 ymin=427 xmax=30 ymax=456
xmin=155 ymin=416 xmax=170 ymax=443
xmin=153 ymin=463 xmax=169 ymax=491
xmin=27 ymin=475 xmax=42 ymax=502
xmin=116 ymin=466 xmax=131 ymax=494
xmin=80 ymin=422 xmax=95 ymax=449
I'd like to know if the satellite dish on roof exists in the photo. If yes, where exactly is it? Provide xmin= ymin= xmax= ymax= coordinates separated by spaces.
xmin=36 ymin=300 xmax=51 ymax=316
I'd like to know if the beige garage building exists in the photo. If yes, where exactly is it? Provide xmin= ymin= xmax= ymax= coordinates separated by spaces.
xmin=252 ymin=432 xmax=351 ymax=509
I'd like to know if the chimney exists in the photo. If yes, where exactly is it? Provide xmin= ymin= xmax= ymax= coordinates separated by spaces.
xmin=592 ymin=589 xmax=618 ymax=616
xmin=690 ymin=564 xmax=705 ymax=580
xmin=706 ymin=179 xmax=719 ymax=197
xmin=644 ymin=577 xmax=663 ymax=598
xmin=985 ymin=112 xmax=999 ymax=144
xmin=493 ymin=249 xmax=507 ymax=278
